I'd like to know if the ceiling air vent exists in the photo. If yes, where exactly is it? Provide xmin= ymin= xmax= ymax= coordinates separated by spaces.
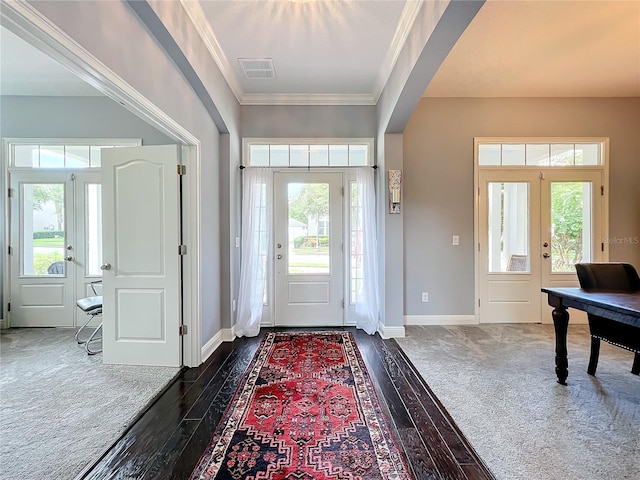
xmin=238 ymin=58 xmax=276 ymax=79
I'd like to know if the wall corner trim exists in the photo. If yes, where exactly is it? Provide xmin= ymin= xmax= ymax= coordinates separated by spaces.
xmin=201 ymin=327 xmax=236 ymax=363
xmin=378 ymin=325 xmax=406 ymax=339
xmin=404 ymin=315 xmax=477 ymax=326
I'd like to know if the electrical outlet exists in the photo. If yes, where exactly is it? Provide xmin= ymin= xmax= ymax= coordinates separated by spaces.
xmin=421 ymin=292 xmax=429 ymax=302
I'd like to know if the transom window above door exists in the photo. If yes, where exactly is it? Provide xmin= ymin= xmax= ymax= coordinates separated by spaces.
xmin=477 ymin=139 xmax=606 ymax=167
xmin=6 ymin=139 xmax=141 ymax=169
xmin=243 ymin=139 xmax=373 ymax=167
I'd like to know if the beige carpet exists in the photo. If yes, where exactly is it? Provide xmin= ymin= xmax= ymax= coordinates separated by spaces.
xmin=396 ymin=324 xmax=640 ymax=480
xmin=0 ymin=328 xmax=179 ymax=480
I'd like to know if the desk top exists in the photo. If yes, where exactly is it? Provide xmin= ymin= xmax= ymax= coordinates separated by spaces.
xmin=542 ymin=287 xmax=640 ymax=327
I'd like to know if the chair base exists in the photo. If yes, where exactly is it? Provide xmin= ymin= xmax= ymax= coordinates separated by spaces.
xmin=588 ymin=335 xmax=640 ymax=376
xmin=75 ymin=312 xmax=102 ymax=355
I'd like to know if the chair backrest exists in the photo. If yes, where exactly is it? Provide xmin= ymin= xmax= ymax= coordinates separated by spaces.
xmin=575 ymin=263 xmax=640 ymax=292
xmin=507 ymin=254 xmax=528 ymax=272
xmin=47 ymin=261 xmax=65 ymax=275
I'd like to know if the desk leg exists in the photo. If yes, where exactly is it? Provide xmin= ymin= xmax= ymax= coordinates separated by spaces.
xmin=552 ymin=306 xmax=570 ymax=385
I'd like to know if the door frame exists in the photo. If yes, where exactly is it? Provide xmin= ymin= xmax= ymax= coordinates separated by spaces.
xmin=473 ymin=137 xmax=610 ymax=324
xmin=0 ymin=4 xmax=203 ymax=367
xmin=259 ymin=168 xmax=361 ymax=328
xmin=273 ymin=170 xmax=345 ymax=327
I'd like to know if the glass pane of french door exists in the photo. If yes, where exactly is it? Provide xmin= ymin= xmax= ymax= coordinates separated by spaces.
xmin=549 ymin=181 xmax=593 ymax=273
xmin=487 ymin=182 xmax=530 ymax=273
xmin=287 ymin=182 xmax=330 ymax=275
xmin=21 ymin=183 xmax=66 ymax=276
xmin=86 ymin=183 xmax=103 ymax=276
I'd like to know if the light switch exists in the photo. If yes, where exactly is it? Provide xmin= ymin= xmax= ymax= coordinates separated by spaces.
xmin=452 ymin=235 xmax=460 ymax=246
xmin=235 ymin=237 xmax=240 ymax=248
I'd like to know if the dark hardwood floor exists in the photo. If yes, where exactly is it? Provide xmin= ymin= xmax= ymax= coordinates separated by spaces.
xmin=80 ymin=328 xmax=494 ymax=480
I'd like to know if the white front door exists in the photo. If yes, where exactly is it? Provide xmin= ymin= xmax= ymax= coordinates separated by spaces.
xmin=274 ymin=172 xmax=343 ymax=326
xmin=478 ymin=169 xmax=604 ymax=324
xmin=478 ymin=171 xmax=542 ymax=324
xmin=539 ymin=171 xmax=603 ymax=323
xmin=9 ymin=172 xmax=75 ymax=326
xmin=101 ymin=145 xmax=182 ymax=366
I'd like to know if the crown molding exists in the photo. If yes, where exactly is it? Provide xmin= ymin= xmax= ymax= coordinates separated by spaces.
xmin=179 ymin=0 xmax=243 ymax=103
xmin=372 ymin=0 xmax=424 ymax=103
xmin=240 ymin=93 xmax=376 ymax=106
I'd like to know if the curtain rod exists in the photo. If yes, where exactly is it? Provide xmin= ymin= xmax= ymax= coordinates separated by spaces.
xmin=239 ymin=165 xmax=377 ymax=170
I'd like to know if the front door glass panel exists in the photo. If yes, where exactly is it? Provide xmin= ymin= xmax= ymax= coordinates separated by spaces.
xmin=550 ymin=182 xmax=593 ymax=272
xmin=22 ymin=183 xmax=65 ymax=276
xmin=287 ymin=182 xmax=330 ymax=275
xmin=488 ymin=182 xmax=530 ymax=273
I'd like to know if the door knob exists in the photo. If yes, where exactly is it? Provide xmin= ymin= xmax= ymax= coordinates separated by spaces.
xmin=277 ymin=254 xmax=283 ymax=260
xmin=277 ymin=243 xmax=282 ymax=249
xmin=100 ymin=263 xmax=112 ymax=270
xmin=65 ymin=256 xmax=74 ymax=262
xmin=543 ymin=253 xmax=550 ymax=258
xmin=66 ymin=245 xmax=73 ymax=251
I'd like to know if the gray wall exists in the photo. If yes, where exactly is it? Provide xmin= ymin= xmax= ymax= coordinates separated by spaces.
xmin=0 ymin=96 xmax=174 ymax=142
xmin=403 ymin=97 xmax=640 ymax=316
xmin=240 ymin=105 xmax=377 ymax=138
xmin=0 ymin=95 xmax=174 ymax=321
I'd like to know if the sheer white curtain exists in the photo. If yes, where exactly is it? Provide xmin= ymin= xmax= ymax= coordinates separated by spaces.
xmin=354 ymin=167 xmax=379 ymax=334
xmin=236 ymin=168 xmax=272 ymax=337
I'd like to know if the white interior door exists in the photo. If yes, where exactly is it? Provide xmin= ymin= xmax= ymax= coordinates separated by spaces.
xmin=9 ymin=172 xmax=75 ymax=326
xmin=101 ymin=145 xmax=181 ymax=366
xmin=274 ymin=171 xmax=343 ymax=326
xmin=479 ymin=169 xmax=604 ymax=324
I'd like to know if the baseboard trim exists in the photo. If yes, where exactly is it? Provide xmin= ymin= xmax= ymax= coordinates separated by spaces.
xmin=404 ymin=315 xmax=477 ymax=326
xmin=222 ymin=326 xmax=236 ymax=342
xmin=378 ymin=325 xmax=406 ymax=339
xmin=0 ymin=318 xmax=6 ymax=330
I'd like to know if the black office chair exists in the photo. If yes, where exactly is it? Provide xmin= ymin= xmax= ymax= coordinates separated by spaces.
xmin=75 ymin=281 xmax=103 ymax=355
xmin=575 ymin=263 xmax=640 ymax=375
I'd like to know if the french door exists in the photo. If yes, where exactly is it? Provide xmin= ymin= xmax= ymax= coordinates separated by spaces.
xmin=478 ymin=169 xmax=604 ymax=324
xmin=8 ymin=171 xmax=102 ymax=327
xmin=273 ymin=171 xmax=343 ymax=326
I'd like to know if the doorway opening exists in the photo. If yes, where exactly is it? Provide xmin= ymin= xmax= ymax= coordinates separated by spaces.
xmin=474 ymin=138 xmax=609 ymax=324
xmin=4 ymin=139 xmax=140 ymax=329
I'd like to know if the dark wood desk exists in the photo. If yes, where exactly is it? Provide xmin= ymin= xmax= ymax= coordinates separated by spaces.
xmin=541 ymin=287 xmax=640 ymax=385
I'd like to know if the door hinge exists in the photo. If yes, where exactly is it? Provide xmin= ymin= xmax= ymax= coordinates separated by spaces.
xmin=477 ymin=187 xmax=480 ymax=196
xmin=177 ymin=165 xmax=186 ymax=176
xmin=601 ymin=185 xmax=604 ymax=196
xmin=478 ymin=298 xmax=481 ymax=307
xmin=478 ymin=243 xmax=480 ymax=252
xmin=8 ymin=188 xmax=13 ymax=198
xmin=601 ymin=242 xmax=605 ymax=252
xmin=7 ymin=303 xmax=10 ymax=312
xmin=8 ymin=246 xmax=12 ymax=255
xmin=179 ymin=324 xmax=188 ymax=336
xmin=178 ymin=244 xmax=187 ymax=255
xmin=342 ymin=299 xmax=344 ymax=308
xmin=341 ymin=186 xmax=344 ymax=196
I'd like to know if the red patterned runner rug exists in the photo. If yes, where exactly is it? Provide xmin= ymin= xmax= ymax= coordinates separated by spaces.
xmin=190 ymin=331 xmax=413 ymax=480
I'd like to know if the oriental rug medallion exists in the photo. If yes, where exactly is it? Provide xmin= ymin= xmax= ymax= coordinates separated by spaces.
xmin=190 ymin=331 xmax=413 ymax=480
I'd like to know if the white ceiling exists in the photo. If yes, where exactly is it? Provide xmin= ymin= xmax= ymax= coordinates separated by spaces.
xmin=1 ymin=0 xmax=638 ymax=102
